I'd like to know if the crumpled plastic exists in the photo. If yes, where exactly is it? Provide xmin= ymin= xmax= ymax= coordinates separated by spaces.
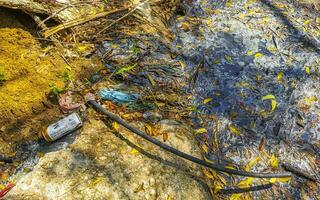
xmin=58 ymin=91 xmax=85 ymax=113
xmin=98 ymin=88 xmax=140 ymax=104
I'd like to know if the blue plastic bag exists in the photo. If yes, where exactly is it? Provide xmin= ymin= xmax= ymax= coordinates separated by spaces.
xmin=98 ymin=89 xmax=140 ymax=104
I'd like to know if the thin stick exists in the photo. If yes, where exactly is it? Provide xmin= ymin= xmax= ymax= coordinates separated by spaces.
xmin=97 ymin=6 xmax=138 ymax=35
xmin=44 ymin=7 xmax=128 ymax=38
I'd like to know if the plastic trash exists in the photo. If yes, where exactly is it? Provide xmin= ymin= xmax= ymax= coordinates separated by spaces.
xmin=98 ymin=89 xmax=140 ymax=104
xmin=58 ymin=91 xmax=85 ymax=113
xmin=0 ymin=181 xmax=15 ymax=198
xmin=42 ymin=113 xmax=83 ymax=142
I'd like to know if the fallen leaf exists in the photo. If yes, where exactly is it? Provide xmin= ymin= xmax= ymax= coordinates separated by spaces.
xmin=134 ymin=182 xmax=144 ymax=193
xmin=112 ymin=122 xmax=120 ymax=131
xmin=306 ymin=66 xmax=310 ymax=75
xmin=271 ymin=99 xmax=277 ymax=111
xmin=230 ymin=193 xmax=243 ymax=200
xmin=245 ymin=156 xmax=260 ymax=171
xmin=130 ymin=149 xmax=139 ymax=154
xmin=194 ymin=128 xmax=208 ymax=134
xmin=269 ymin=177 xmax=290 ymax=183
xmin=247 ymin=50 xmax=254 ymax=56
xmin=214 ymin=185 xmax=223 ymax=193
xmin=254 ymin=52 xmax=263 ymax=58
xmin=270 ymin=154 xmax=278 ymax=168
xmin=203 ymin=98 xmax=213 ymax=104
xmin=228 ymin=124 xmax=241 ymax=135
xmin=238 ymin=177 xmax=254 ymax=188
xmin=203 ymin=169 xmax=214 ymax=179
xmin=163 ymin=132 xmax=169 ymax=142
xmin=37 ymin=152 xmax=45 ymax=158
xmin=262 ymin=94 xmax=276 ymax=100
xmin=201 ymin=144 xmax=209 ymax=153
xmin=146 ymin=74 xmax=156 ymax=86
xmin=224 ymin=54 xmax=233 ymax=62
xmin=305 ymin=96 xmax=318 ymax=106
xmin=304 ymin=19 xmax=312 ymax=26
xmin=277 ymin=72 xmax=284 ymax=82
xmin=145 ymin=124 xmax=153 ymax=135
xmin=179 ymin=60 xmax=186 ymax=68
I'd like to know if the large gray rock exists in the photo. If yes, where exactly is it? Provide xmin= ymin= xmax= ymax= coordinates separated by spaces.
xmin=5 ymin=112 xmax=210 ymax=199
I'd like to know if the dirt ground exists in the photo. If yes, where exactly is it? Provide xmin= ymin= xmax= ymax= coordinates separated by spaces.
xmin=0 ymin=8 xmax=101 ymax=156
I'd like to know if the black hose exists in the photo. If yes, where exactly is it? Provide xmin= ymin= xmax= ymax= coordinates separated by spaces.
xmin=218 ymin=183 xmax=273 ymax=194
xmin=88 ymin=100 xmax=291 ymax=178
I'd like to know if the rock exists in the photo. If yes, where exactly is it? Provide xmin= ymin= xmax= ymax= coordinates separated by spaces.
xmin=5 ymin=111 xmax=210 ymax=200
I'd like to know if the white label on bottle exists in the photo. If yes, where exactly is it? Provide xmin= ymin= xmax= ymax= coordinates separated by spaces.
xmin=47 ymin=113 xmax=82 ymax=141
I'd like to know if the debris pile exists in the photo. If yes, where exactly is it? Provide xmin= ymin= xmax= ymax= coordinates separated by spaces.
xmin=0 ymin=0 xmax=319 ymax=199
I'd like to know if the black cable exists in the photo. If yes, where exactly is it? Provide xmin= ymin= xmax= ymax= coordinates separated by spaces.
xmin=88 ymin=100 xmax=291 ymax=178
xmin=218 ymin=183 xmax=273 ymax=194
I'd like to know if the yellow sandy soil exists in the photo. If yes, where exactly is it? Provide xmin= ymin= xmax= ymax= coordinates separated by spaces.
xmin=0 ymin=8 xmax=100 ymax=155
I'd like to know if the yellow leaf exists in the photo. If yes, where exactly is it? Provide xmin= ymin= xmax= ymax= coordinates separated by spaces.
xmin=111 ymin=44 xmax=118 ymax=49
xmin=269 ymin=178 xmax=277 ymax=183
xmin=112 ymin=122 xmax=119 ymax=131
xmin=217 ymin=174 xmax=227 ymax=185
xmin=202 ymin=144 xmax=209 ymax=153
xmin=277 ymin=72 xmax=284 ymax=82
xmin=225 ymin=165 xmax=237 ymax=170
xmin=305 ymin=66 xmax=310 ymax=75
xmin=205 ymin=18 xmax=213 ymax=26
xmin=254 ymin=52 xmax=263 ymax=58
xmin=0 ymin=184 xmax=5 ymax=190
xmin=203 ymin=98 xmax=213 ymax=104
xmin=245 ymin=156 xmax=260 ymax=171
xmin=262 ymin=94 xmax=276 ymax=100
xmin=145 ymin=124 xmax=152 ymax=135
xmin=203 ymin=169 xmax=214 ymax=179
xmin=214 ymin=185 xmax=223 ymax=193
xmin=130 ymin=149 xmax=139 ymax=154
xmin=228 ymin=124 xmax=241 ymax=135
xmin=247 ymin=50 xmax=254 ymax=56
xmin=271 ymin=100 xmax=277 ymax=111
xmin=305 ymin=96 xmax=318 ymax=106
xmin=304 ymin=19 xmax=312 ymax=26
xmin=195 ymin=128 xmax=208 ymax=134
xmin=230 ymin=193 xmax=243 ymax=200
xmin=89 ymin=177 xmax=104 ymax=188
xmin=277 ymin=177 xmax=291 ymax=183
xmin=204 ymin=157 xmax=214 ymax=164
xmin=226 ymin=0 xmax=233 ymax=7
xmin=213 ymin=58 xmax=221 ymax=65
xmin=77 ymin=45 xmax=86 ymax=51
xmin=167 ymin=195 xmax=172 ymax=200
xmin=263 ymin=17 xmax=270 ymax=24
xmin=270 ymin=176 xmax=292 ymax=184
xmin=266 ymin=45 xmax=278 ymax=53
xmin=37 ymin=152 xmax=45 ymax=158
xmin=224 ymin=54 xmax=233 ymax=62
xmin=179 ymin=60 xmax=186 ymax=68
xmin=270 ymin=154 xmax=278 ymax=168
xmin=238 ymin=177 xmax=254 ymax=188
